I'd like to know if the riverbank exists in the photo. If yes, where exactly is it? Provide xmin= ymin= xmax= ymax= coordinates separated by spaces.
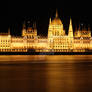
xmin=0 ymin=52 xmax=92 ymax=55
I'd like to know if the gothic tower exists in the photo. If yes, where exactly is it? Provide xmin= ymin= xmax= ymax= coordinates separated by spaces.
xmin=68 ymin=18 xmax=73 ymax=37
xmin=48 ymin=10 xmax=65 ymax=38
xmin=68 ymin=18 xmax=74 ymax=49
xmin=48 ymin=17 xmax=52 ymax=38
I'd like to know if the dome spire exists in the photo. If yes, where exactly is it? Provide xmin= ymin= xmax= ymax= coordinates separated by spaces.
xmin=56 ymin=9 xmax=58 ymax=18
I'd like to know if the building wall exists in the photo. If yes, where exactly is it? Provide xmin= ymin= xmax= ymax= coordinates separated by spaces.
xmin=0 ymin=14 xmax=92 ymax=52
xmin=0 ymin=34 xmax=11 ymax=52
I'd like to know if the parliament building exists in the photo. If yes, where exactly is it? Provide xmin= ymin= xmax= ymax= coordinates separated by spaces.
xmin=0 ymin=11 xmax=92 ymax=52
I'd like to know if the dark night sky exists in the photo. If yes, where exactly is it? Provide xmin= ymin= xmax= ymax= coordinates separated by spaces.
xmin=3 ymin=0 xmax=92 ymax=36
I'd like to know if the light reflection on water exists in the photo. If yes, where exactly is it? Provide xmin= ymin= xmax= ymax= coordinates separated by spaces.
xmin=0 ymin=55 xmax=92 ymax=63
xmin=0 ymin=55 xmax=92 ymax=92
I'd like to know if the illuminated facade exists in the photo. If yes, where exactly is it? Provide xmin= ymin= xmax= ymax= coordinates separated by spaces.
xmin=48 ymin=11 xmax=74 ymax=52
xmin=1 ymin=11 xmax=92 ymax=52
xmin=0 ymin=29 xmax=11 ymax=52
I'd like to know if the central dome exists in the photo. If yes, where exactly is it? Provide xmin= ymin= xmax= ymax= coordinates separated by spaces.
xmin=51 ymin=17 xmax=62 ymax=25
xmin=51 ymin=10 xmax=62 ymax=25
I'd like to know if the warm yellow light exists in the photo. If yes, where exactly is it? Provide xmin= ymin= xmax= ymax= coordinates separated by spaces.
xmin=0 ymin=13 xmax=92 ymax=53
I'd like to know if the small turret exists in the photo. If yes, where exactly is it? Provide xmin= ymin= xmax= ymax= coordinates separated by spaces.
xmin=33 ymin=22 xmax=37 ymax=29
xmin=49 ymin=17 xmax=52 ymax=24
xmin=23 ymin=21 xmax=26 ymax=29
xmin=8 ymin=28 xmax=10 ymax=35
xmin=33 ymin=22 xmax=37 ymax=39
xmin=77 ymin=24 xmax=81 ymax=37
xmin=88 ymin=24 xmax=91 ymax=37
xmin=22 ymin=21 xmax=26 ymax=37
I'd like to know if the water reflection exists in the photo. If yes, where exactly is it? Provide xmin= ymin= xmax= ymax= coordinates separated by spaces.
xmin=0 ymin=55 xmax=92 ymax=63
xmin=0 ymin=55 xmax=92 ymax=92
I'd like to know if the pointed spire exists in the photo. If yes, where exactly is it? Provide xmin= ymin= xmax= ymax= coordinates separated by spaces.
xmin=8 ymin=28 xmax=10 ymax=35
xmin=70 ymin=18 xmax=72 ymax=25
xmin=69 ymin=18 xmax=73 ymax=31
xmin=68 ymin=18 xmax=73 ymax=37
xmin=78 ymin=24 xmax=81 ymax=31
xmin=22 ymin=21 xmax=26 ymax=36
xmin=49 ymin=17 xmax=51 ymax=24
xmin=55 ymin=9 xmax=58 ymax=18
xmin=33 ymin=22 xmax=37 ymax=36
xmin=33 ymin=22 xmax=37 ymax=29
xmin=23 ymin=21 xmax=26 ymax=29
xmin=75 ymin=24 xmax=78 ymax=31
xmin=88 ymin=24 xmax=90 ymax=31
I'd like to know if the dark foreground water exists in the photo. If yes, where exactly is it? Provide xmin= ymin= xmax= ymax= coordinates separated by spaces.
xmin=0 ymin=55 xmax=92 ymax=92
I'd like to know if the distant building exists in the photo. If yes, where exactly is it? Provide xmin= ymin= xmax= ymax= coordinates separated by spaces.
xmin=0 ymin=10 xmax=92 ymax=52
xmin=48 ymin=11 xmax=73 ymax=51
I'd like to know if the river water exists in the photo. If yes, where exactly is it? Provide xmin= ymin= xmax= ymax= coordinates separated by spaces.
xmin=0 ymin=55 xmax=92 ymax=92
